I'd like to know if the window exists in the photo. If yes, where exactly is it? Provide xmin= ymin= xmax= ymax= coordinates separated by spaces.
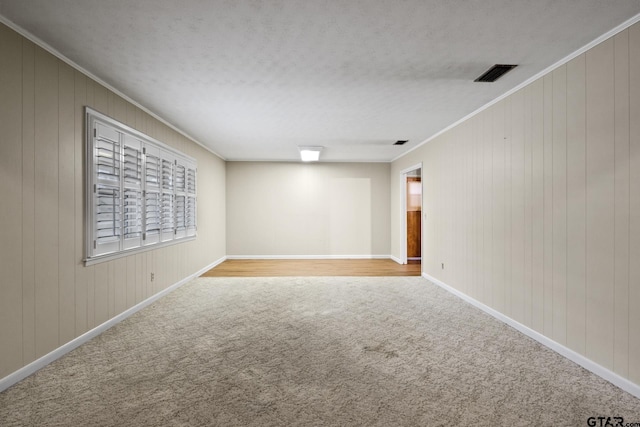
xmin=86 ymin=108 xmax=197 ymax=265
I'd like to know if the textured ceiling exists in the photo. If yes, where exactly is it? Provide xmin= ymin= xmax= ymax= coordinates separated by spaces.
xmin=1 ymin=1 xmax=640 ymax=162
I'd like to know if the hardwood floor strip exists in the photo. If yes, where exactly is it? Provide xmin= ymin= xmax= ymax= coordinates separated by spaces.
xmin=201 ymin=259 xmax=421 ymax=277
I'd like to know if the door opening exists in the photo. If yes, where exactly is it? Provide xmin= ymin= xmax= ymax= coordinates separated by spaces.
xmin=406 ymin=173 xmax=421 ymax=263
xmin=399 ymin=164 xmax=422 ymax=265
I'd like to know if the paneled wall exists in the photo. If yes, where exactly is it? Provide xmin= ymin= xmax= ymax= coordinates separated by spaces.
xmin=391 ymin=22 xmax=640 ymax=385
xmin=0 ymin=23 xmax=226 ymax=379
xmin=226 ymin=162 xmax=390 ymax=257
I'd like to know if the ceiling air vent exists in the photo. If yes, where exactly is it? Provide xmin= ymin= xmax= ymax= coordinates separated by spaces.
xmin=474 ymin=64 xmax=517 ymax=82
xmin=394 ymin=140 xmax=408 ymax=145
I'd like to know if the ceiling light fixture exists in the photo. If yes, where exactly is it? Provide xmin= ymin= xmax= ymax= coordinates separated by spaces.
xmin=299 ymin=146 xmax=323 ymax=162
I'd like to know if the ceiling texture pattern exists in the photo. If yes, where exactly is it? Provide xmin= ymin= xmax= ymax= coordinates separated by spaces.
xmin=1 ymin=0 xmax=640 ymax=162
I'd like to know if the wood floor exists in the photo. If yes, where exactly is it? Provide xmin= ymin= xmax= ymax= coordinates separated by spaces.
xmin=201 ymin=259 xmax=422 ymax=277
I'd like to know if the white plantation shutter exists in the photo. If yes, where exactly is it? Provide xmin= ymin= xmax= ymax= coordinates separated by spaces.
xmin=175 ymin=163 xmax=186 ymax=193
xmin=122 ymin=135 xmax=143 ymax=250
xmin=95 ymin=186 xmax=121 ymax=253
xmin=86 ymin=108 xmax=197 ymax=265
xmin=186 ymin=165 xmax=197 ymax=237
xmin=186 ymin=166 xmax=196 ymax=194
xmin=175 ymin=195 xmax=186 ymax=237
xmin=186 ymin=196 xmax=196 ymax=236
xmin=123 ymin=136 xmax=142 ymax=185
xmin=160 ymin=193 xmax=174 ymax=241
xmin=92 ymin=124 xmax=122 ymax=256
xmin=144 ymin=191 xmax=161 ymax=243
xmin=95 ymin=124 xmax=121 ymax=183
xmin=160 ymin=152 xmax=175 ymax=242
xmin=144 ymin=148 xmax=161 ymax=186
xmin=123 ymin=190 xmax=141 ymax=242
xmin=174 ymin=161 xmax=187 ymax=239
xmin=143 ymin=145 xmax=161 ymax=246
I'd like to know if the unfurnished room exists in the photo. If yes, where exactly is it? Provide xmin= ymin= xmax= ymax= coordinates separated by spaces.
xmin=1 ymin=1 xmax=640 ymax=426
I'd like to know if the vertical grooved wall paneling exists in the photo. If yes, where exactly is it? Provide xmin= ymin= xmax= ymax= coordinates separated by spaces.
xmin=0 ymin=22 xmax=225 ymax=381
xmin=0 ymin=23 xmax=24 ymax=378
xmin=552 ymin=66 xmax=568 ymax=345
xmin=542 ymin=73 xmax=554 ymax=338
xmin=473 ymin=115 xmax=482 ymax=300
xmin=74 ymin=70 xmax=88 ymax=337
xmin=493 ymin=101 xmax=506 ymax=314
xmin=585 ymin=39 xmax=615 ymax=369
xmin=34 ymin=44 xmax=59 ymax=359
xmin=390 ymin=21 xmax=640 ymax=388
xmin=21 ymin=38 xmax=36 ymax=366
xmin=58 ymin=62 xmax=75 ymax=346
xmin=628 ymin=22 xmax=640 ymax=384
xmin=467 ymin=118 xmax=476 ymax=298
xmin=613 ymin=30 xmax=631 ymax=378
xmin=530 ymin=79 xmax=544 ymax=334
xmin=566 ymin=54 xmax=587 ymax=355
xmin=511 ymin=89 xmax=525 ymax=325
xmin=523 ymin=85 xmax=533 ymax=328
xmin=504 ymin=96 xmax=512 ymax=319
xmin=483 ymin=105 xmax=493 ymax=305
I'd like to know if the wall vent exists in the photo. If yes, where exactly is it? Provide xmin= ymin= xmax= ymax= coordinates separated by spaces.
xmin=394 ymin=140 xmax=408 ymax=145
xmin=474 ymin=64 xmax=517 ymax=82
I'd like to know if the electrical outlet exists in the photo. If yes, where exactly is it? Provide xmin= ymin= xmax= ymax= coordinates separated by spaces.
xmin=151 ymin=272 xmax=155 ymax=282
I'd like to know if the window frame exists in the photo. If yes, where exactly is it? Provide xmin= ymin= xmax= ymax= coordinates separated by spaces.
xmin=85 ymin=107 xmax=197 ymax=266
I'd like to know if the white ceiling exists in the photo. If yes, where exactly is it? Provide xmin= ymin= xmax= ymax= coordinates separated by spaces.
xmin=1 ymin=1 xmax=640 ymax=162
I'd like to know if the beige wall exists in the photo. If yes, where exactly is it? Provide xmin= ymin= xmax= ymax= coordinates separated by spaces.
xmin=0 ymin=23 xmax=226 ymax=379
xmin=226 ymin=162 xmax=390 ymax=257
xmin=391 ymin=22 xmax=640 ymax=386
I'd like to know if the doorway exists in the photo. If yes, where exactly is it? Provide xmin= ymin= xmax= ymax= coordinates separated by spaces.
xmin=406 ymin=174 xmax=421 ymax=262
xmin=400 ymin=164 xmax=422 ymax=265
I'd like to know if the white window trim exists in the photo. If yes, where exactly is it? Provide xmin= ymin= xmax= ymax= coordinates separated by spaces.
xmin=85 ymin=107 xmax=197 ymax=266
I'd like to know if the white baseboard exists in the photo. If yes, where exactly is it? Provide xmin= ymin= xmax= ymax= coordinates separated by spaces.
xmin=389 ymin=255 xmax=422 ymax=265
xmin=422 ymin=272 xmax=640 ymax=399
xmin=389 ymin=255 xmax=403 ymax=265
xmin=0 ymin=256 xmax=227 ymax=393
xmin=226 ymin=254 xmax=391 ymax=260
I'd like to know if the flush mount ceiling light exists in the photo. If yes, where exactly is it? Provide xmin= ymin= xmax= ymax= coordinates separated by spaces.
xmin=299 ymin=146 xmax=323 ymax=162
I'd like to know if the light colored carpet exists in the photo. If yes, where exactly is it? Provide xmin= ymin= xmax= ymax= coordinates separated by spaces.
xmin=1 ymin=276 xmax=639 ymax=426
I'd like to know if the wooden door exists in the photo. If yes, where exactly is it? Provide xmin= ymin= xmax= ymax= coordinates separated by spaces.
xmin=406 ymin=177 xmax=421 ymax=258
